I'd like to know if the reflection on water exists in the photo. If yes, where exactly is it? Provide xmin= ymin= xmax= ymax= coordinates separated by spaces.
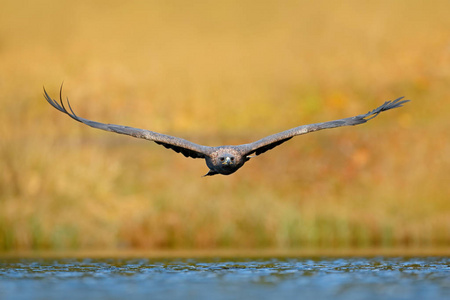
xmin=0 ymin=257 xmax=449 ymax=300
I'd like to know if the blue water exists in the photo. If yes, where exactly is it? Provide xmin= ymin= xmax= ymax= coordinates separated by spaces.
xmin=0 ymin=257 xmax=449 ymax=300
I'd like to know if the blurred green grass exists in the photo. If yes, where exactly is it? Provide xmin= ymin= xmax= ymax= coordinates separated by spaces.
xmin=0 ymin=0 xmax=449 ymax=251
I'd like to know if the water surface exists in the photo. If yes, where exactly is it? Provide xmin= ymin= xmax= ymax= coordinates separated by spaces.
xmin=1 ymin=257 xmax=449 ymax=300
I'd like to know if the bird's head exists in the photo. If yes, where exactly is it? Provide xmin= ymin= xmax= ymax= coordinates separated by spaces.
xmin=204 ymin=147 xmax=246 ymax=176
xmin=219 ymin=154 xmax=235 ymax=166
xmin=214 ymin=153 xmax=239 ymax=174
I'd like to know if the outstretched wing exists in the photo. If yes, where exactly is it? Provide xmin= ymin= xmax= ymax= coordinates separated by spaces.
xmin=239 ymin=97 xmax=410 ymax=156
xmin=43 ymin=86 xmax=212 ymax=159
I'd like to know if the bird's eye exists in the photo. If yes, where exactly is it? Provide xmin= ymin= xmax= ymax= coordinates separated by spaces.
xmin=219 ymin=157 xmax=225 ymax=161
xmin=230 ymin=157 xmax=234 ymax=161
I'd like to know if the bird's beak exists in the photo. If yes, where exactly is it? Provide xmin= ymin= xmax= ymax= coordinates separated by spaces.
xmin=222 ymin=157 xmax=232 ymax=165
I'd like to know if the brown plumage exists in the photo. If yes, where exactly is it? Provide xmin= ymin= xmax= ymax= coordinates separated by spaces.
xmin=43 ymin=85 xmax=409 ymax=176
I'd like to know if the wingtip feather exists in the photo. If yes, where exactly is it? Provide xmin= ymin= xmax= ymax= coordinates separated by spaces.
xmin=362 ymin=97 xmax=410 ymax=121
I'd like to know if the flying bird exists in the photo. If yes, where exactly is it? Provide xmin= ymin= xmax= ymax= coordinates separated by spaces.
xmin=43 ymin=86 xmax=409 ymax=176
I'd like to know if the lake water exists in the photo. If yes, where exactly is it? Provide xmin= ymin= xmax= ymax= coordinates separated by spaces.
xmin=0 ymin=256 xmax=449 ymax=300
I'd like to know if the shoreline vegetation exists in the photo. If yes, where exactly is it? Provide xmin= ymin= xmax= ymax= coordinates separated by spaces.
xmin=1 ymin=1 xmax=449 ymax=252
xmin=2 ymin=248 xmax=450 ymax=260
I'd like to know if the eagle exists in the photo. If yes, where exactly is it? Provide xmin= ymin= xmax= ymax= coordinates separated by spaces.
xmin=43 ymin=85 xmax=409 ymax=176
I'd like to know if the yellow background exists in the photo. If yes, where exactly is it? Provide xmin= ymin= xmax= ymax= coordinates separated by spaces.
xmin=0 ymin=0 xmax=449 ymax=251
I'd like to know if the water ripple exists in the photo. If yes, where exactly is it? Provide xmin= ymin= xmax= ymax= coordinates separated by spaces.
xmin=0 ymin=257 xmax=449 ymax=300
